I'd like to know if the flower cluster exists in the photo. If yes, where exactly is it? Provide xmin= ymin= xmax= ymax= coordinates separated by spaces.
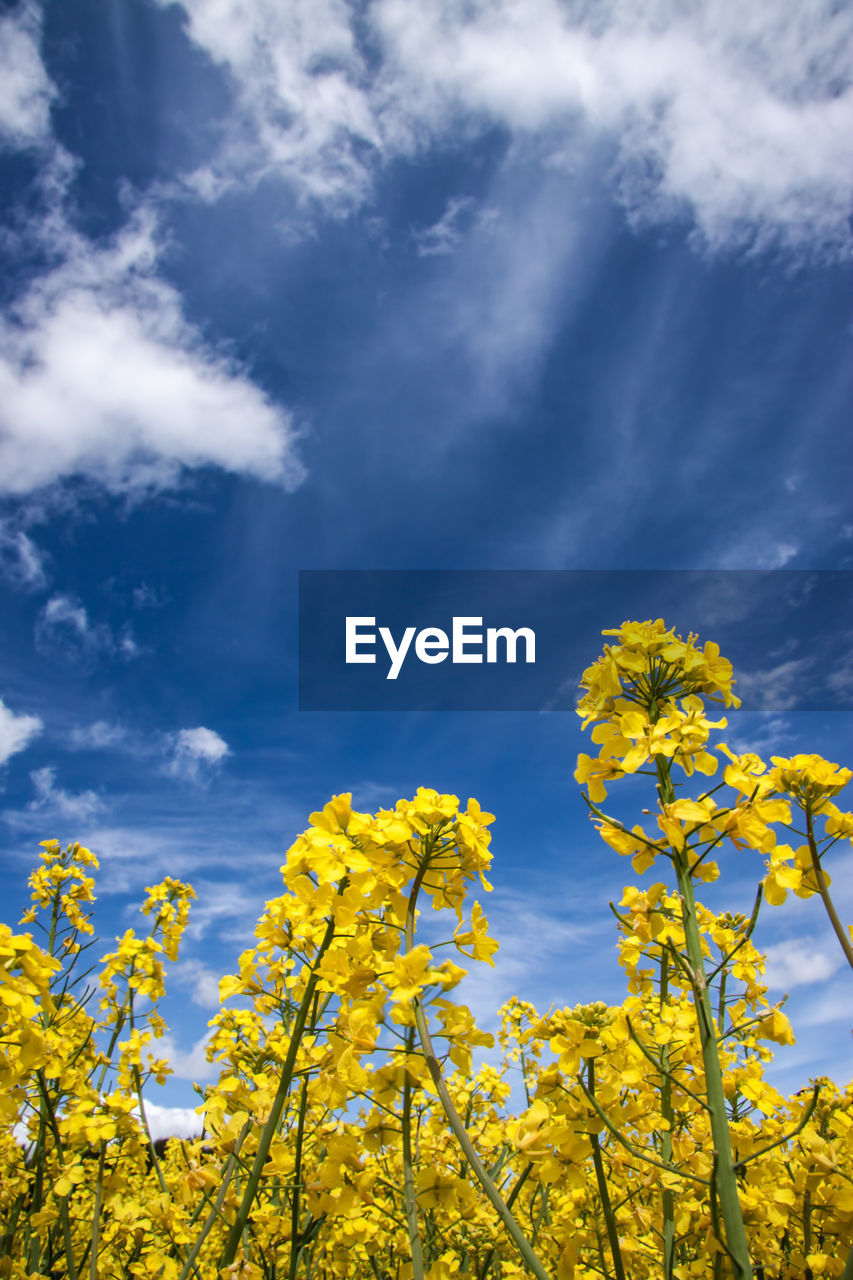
xmin=0 ymin=624 xmax=850 ymax=1280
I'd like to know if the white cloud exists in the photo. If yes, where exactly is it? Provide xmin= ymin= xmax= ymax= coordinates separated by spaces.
xmin=167 ymin=726 xmax=230 ymax=783
xmin=139 ymin=1098 xmax=205 ymax=1141
xmin=826 ymin=651 xmax=853 ymax=701
xmin=722 ymin=714 xmax=792 ymax=759
xmin=0 ymin=210 xmax=304 ymax=498
xmin=34 ymin=593 xmax=131 ymax=665
xmin=162 ymin=0 xmax=853 ymax=257
xmin=734 ymin=657 xmax=814 ymax=712
xmin=414 ymin=196 xmax=480 ymax=256
xmin=0 ymin=12 xmax=307 ymax=505
xmin=764 ymin=939 xmax=843 ymax=991
xmin=376 ymin=0 xmax=853 ymax=256
xmin=181 ymin=879 xmax=261 ymax=944
xmin=766 ymin=543 xmax=799 ymax=569
xmin=0 ymin=2 xmax=54 ymax=150
xmin=29 ymin=765 xmax=102 ymax=821
xmin=796 ymin=977 xmax=853 ymax=1029
xmin=40 ymin=594 xmax=100 ymax=640
xmin=0 ymin=519 xmax=47 ymax=588
xmin=157 ymin=1031 xmax=217 ymax=1084
xmin=176 ymin=958 xmax=223 ymax=1008
xmin=69 ymin=721 xmax=129 ymax=750
xmin=371 ymin=160 xmax=604 ymax=431
xmin=132 ymin=582 xmax=165 ymax=610
xmin=0 ymin=697 xmax=43 ymax=765
xmin=162 ymin=0 xmax=381 ymax=208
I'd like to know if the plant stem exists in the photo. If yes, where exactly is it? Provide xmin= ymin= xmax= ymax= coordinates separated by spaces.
xmin=659 ymin=953 xmax=675 ymax=1280
xmin=89 ymin=1143 xmax=106 ymax=1280
xmin=401 ymin=1024 xmax=425 ymax=1280
xmin=587 ymin=1060 xmax=625 ymax=1280
xmin=219 ymin=877 xmax=347 ymax=1270
xmin=405 ymin=836 xmax=553 ymax=1280
xmin=805 ymin=810 xmax=853 ymax=972
xmin=657 ymin=757 xmax=753 ymax=1280
xmin=288 ymin=1075 xmax=309 ymax=1280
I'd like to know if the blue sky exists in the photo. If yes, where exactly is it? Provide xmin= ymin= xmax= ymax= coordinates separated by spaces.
xmin=1 ymin=0 xmax=852 ymax=1134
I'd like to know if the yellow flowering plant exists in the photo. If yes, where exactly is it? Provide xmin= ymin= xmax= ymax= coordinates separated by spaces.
xmin=0 ymin=620 xmax=851 ymax=1280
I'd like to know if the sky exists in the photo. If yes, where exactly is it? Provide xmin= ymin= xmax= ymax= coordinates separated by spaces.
xmin=0 ymin=0 xmax=852 ymax=1137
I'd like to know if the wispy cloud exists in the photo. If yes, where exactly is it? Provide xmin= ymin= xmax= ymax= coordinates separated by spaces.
xmin=182 ymin=879 xmax=262 ymax=946
xmin=176 ymin=958 xmax=223 ymax=1009
xmin=734 ymin=657 xmax=814 ymax=712
xmin=722 ymin=715 xmax=793 ymax=759
xmin=28 ymin=765 xmax=102 ymax=821
xmin=34 ymin=594 xmax=138 ymax=666
xmin=354 ymin=157 xmax=607 ymax=444
xmin=162 ymin=0 xmax=853 ymax=259
xmin=157 ymin=0 xmax=382 ymax=209
xmin=132 ymin=583 xmax=167 ymax=611
xmin=0 ymin=2 xmax=54 ymax=150
xmin=414 ymin=196 xmax=483 ymax=257
xmin=0 ymin=697 xmax=43 ymax=766
xmin=796 ymin=977 xmax=853 ymax=1030
xmin=419 ymin=880 xmax=616 ymax=1042
xmin=0 ymin=519 xmax=47 ymax=589
xmin=68 ymin=721 xmax=130 ymax=751
xmin=826 ymin=651 xmax=853 ymax=700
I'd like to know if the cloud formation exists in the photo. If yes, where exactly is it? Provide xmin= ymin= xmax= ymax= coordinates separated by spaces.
xmin=0 ymin=14 xmax=305 ymax=504
xmin=0 ymin=2 xmax=54 ymax=150
xmin=0 ymin=697 xmax=43 ymax=766
xmin=734 ymin=656 xmax=814 ymax=712
xmin=29 ymin=765 xmax=102 ymax=821
xmin=34 ymin=594 xmax=137 ymax=666
xmin=0 ymin=519 xmax=48 ymax=589
xmin=163 ymin=0 xmax=853 ymax=257
xmin=139 ymin=1098 xmax=205 ymax=1141
xmin=176 ymin=958 xmax=223 ymax=1008
xmin=0 ymin=211 xmax=304 ymax=499
xmin=167 ymin=727 xmax=231 ymax=783
xmin=764 ymin=938 xmax=842 ymax=991
xmin=68 ymin=721 xmax=130 ymax=751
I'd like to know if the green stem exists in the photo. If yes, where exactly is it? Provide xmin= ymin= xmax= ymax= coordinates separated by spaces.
xmin=288 ymin=1075 xmax=309 ymax=1280
xmin=405 ymin=836 xmax=554 ymax=1280
xmin=805 ymin=809 xmax=853 ymax=972
xmin=35 ymin=1070 xmax=79 ymax=1280
xmin=25 ymin=892 xmax=63 ymax=1277
xmin=587 ymin=1060 xmax=626 ymax=1280
xmin=401 ymin=1025 xmax=425 ymax=1280
xmin=577 ymin=1073 xmax=708 ymax=1186
xmin=657 ymin=757 xmax=753 ymax=1279
xmin=477 ymin=1165 xmax=532 ymax=1280
xmin=659 ymin=954 xmax=675 ymax=1280
xmin=179 ymin=1123 xmax=252 ymax=1280
xmin=89 ymin=1143 xmax=106 ymax=1280
xmin=218 ymin=878 xmax=347 ymax=1270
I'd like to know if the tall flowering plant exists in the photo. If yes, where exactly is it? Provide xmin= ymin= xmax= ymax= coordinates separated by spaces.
xmin=0 ymin=619 xmax=851 ymax=1278
xmin=575 ymin=620 xmax=853 ymax=1280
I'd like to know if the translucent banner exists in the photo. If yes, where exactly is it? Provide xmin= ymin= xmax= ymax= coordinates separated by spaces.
xmin=298 ymin=570 xmax=853 ymax=711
